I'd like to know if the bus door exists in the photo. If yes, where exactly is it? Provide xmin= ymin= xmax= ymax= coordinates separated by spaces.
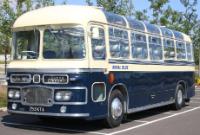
xmin=88 ymin=23 xmax=108 ymax=71
xmin=88 ymin=23 xmax=108 ymax=115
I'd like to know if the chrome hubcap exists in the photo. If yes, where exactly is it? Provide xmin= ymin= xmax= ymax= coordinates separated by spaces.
xmin=111 ymin=98 xmax=123 ymax=120
xmin=177 ymin=90 xmax=183 ymax=105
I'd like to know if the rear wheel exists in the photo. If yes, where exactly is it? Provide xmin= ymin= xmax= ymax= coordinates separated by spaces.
xmin=105 ymin=90 xmax=124 ymax=128
xmin=173 ymin=85 xmax=185 ymax=110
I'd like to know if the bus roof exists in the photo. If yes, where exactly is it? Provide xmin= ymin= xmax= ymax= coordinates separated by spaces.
xmin=13 ymin=5 xmax=107 ymax=28
xmin=13 ymin=5 xmax=191 ymax=43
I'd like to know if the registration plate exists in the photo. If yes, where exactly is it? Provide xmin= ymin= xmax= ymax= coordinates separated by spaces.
xmin=29 ymin=106 xmax=45 ymax=112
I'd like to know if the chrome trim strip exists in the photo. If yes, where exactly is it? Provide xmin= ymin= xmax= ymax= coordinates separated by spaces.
xmin=42 ymin=74 xmax=69 ymax=84
xmin=91 ymin=82 xmax=106 ymax=102
xmin=8 ymin=100 xmax=21 ymax=103
xmin=7 ymin=68 xmax=105 ymax=73
xmin=10 ymin=74 xmax=31 ymax=83
xmin=33 ymin=74 xmax=40 ymax=84
xmin=127 ymin=100 xmax=175 ymax=114
xmin=8 ymin=110 xmax=90 ymax=117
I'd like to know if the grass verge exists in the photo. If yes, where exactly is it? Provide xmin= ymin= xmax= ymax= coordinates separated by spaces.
xmin=0 ymin=61 xmax=10 ymax=64
xmin=0 ymin=85 xmax=7 ymax=107
xmin=0 ymin=61 xmax=4 ymax=64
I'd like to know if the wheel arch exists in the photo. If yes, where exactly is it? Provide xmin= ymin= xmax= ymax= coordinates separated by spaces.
xmin=108 ymin=83 xmax=129 ymax=114
xmin=176 ymin=80 xmax=188 ymax=99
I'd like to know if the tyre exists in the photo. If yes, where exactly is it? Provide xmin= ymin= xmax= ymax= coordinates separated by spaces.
xmin=173 ymin=85 xmax=185 ymax=110
xmin=185 ymin=98 xmax=190 ymax=103
xmin=105 ymin=90 xmax=124 ymax=128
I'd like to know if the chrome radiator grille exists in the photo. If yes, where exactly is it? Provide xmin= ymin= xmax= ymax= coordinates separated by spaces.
xmin=21 ymin=87 xmax=53 ymax=106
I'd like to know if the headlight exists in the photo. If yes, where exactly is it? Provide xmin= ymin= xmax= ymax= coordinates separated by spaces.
xmin=8 ymin=90 xmax=14 ymax=98
xmin=55 ymin=92 xmax=62 ymax=101
xmin=55 ymin=91 xmax=72 ymax=101
xmin=14 ymin=91 xmax=20 ymax=98
xmin=8 ymin=89 xmax=20 ymax=99
xmin=63 ymin=92 xmax=72 ymax=101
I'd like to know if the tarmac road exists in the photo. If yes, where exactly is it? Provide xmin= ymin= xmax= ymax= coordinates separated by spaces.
xmin=1 ymin=90 xmax=200 ymax=135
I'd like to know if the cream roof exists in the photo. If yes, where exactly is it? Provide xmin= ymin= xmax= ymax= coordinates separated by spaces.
xmin=13 ymin=5 xmax=107 ymax=28
xmin=13 ymin=5 xmax=191 ymax=43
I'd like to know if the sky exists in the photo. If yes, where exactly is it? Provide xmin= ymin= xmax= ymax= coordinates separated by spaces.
xmin=55 ymin=0 xmax=200 ymax=19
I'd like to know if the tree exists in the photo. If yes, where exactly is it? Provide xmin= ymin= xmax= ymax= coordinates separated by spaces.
xmin=86 ymin=0 xmax=134 ymax=16
xmin=0 ymin=0 xmax=33 ymax=53
xmin=86 ymin=0 xmax=94 ymax=6
xmin=179 ymin=0 xmax=198 ymax=34
xmin=192 ymin=22 xmax=200 ymax=65
xmin=178 ymin=0 xmax=198 ymax=65
xmin=34 ymin=0 xmax=55 ymax=9
xmin=148 ymin=0 xmax=169 ymax=25
xmin=134 ymin=9 xmax=149 ymax=21
xmin=0 ymin=0 xmax=62 ymax=54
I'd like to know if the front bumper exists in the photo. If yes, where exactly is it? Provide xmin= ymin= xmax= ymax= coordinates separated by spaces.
xmin=7 ymin=102 xmax=90 ymax=118
xmin=8 ymin=109 xmax=89 ymax=117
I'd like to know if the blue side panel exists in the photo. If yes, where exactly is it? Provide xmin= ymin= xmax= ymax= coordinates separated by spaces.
xmin=110 ymin=71 xmax=195 ymax=109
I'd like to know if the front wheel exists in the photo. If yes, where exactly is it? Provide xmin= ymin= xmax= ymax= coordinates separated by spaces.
xmin=173 ymin=85 xmax=185 ymax=110
xmin=105 ymin=90 xmax=124 ymax=128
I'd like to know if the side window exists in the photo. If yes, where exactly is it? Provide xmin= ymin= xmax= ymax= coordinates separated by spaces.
xmin=186 ymin=43 xmax=193 ymax=61
xmin=131 ymin=33 xmax=148 ymax=59
xmin=163 ymin=39 xmax=175 ymax=60
xmin=91 ymin=26 xmax=106 ymax=60
xmin=176 ymin=41 xmax=186 ymax=60
xmin=109 ymin=27 xmax=129 ymax=58
xmin=149 ymin=36 xmax=162 ymax=60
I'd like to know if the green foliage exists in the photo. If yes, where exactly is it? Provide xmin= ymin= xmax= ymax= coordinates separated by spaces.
xmin=134 ymin=9 xmax=149 ymax=21
xmin=0 ymin=86 xmax=7 ymax=107
xmin=0 ymin=0 xmax=33 ymax=54
xmin=148 ymin=0 xmax=169 ymax=24
xmin=192 ymin=22 xmax=200 ymax=65
xmin=34 ymin=0 xmax=55 ymax=9
xmin=86 ymin=0 xmax=93 ymax=6
xmin=86 ymin=0 xmax=134 ymax=16
xmin=0 ymin=0 xmax=68 ymax=55
xmin=195 ymin=74 xmax=200 ymax=84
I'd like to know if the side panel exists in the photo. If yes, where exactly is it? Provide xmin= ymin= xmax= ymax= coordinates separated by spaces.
xmin=108 ymin=62 xmax=195 ymax=111
xmin=110 ymin=71 xmax=194 ymax=109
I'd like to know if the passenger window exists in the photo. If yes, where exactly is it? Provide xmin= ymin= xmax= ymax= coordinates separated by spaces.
xmin=91 ymin=27 xmax=106 ymax=60
xmin=186 ymin=43 xmax=193 ymax=61
xmin=163 ymin=39 xmax=175 ymax=60
xmin=176 ymin=41 xmax=186 ymax=60
xmin=149 ymin=36 xmax=162 ymax=60
xmin=131 ymin=33 xmax=147 ymax=59
xmin=109 ymin=27 xmax=129 ymax=58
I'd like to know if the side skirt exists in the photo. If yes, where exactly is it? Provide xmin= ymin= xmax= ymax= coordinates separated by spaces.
xmin=127 ymin=100 xmax=175 ymax=114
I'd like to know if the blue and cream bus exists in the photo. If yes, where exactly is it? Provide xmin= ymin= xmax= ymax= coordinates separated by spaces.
xmin=7 ymin=5 xmax=195 ymax=128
